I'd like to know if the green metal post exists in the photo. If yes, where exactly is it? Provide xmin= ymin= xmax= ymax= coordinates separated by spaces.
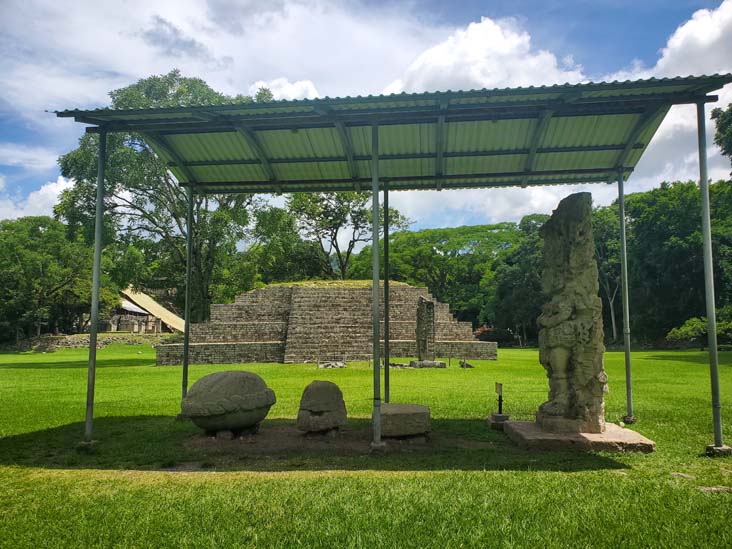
xmin=182 ymin=186 xmax=194 ymax=399
xmin=618 ymin=173 xmax=634 ymax=421
xmin=84 ymin=129 xmax=106 ymax=442
xmin=383 ymin=179 xmax=390 ymax=403
xmin=697 ymin=102 xmax=724 ymax=448
xmin=371 ymin=123 xmax=382 ymax=445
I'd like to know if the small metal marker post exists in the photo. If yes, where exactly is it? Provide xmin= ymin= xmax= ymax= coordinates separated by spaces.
xmin=488 ymin=382 xmax=509 ymax=430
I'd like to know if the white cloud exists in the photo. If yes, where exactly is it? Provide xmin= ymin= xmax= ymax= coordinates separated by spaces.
xmin=390 ymin=2 xmax=732 ymax=225
xmin=2 ymin=0 xmax=732 ymax=228
xmin=621 ymin=1 xmax=732 ymax=195
xmin=0 ymin=176 xmax=73 ymax=220
xmin=0 ymin=174 xmax=5 ymax=192
xmin=248 ymin=77 xmax=319 ymax=100
xmin=0 ymin=143 xmax=59 ymax=172
xmin=385 ymin=17 xmax=585 ymax=94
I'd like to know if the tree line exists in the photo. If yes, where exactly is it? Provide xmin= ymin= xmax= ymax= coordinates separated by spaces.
xmin=1 ymin=70 xmax=731 ymax=345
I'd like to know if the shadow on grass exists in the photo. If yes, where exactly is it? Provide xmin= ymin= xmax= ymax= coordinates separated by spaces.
xmin=641 ymin=351 xmax=732 ymax=366
xmin=0 ymin=357 xmax=153 ymax=369
xmin=0 ymin=415 xmax=627 ymax=473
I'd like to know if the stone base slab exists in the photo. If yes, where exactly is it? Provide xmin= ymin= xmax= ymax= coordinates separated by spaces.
xmin=504 ymin=421 xmax=655 ymax=453
xmin=487 ymin=413 xmax=510 ymax=431
xmin=381 ymin=403 xmax=431 ymax=437
xmin=705 ymin=444 xmax=732 ymax=457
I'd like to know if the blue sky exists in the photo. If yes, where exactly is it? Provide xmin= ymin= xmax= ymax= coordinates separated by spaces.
xmin=0 ymin=0 xmax=731 ymax=227
xmin=411 ymin=0 xmax=722 ymax=75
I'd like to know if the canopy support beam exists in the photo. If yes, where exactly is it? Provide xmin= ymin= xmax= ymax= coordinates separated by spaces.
xmin=145 ymin=133 xmax=197 ymax=183
xmin=371 ymin=123 xmax=383 ymax=446
xmin=610 ymin=104 xmax=667 ymax=179
xmin=383 ymin=179 xmax=390 ymax=403
xmin=617 ymin=172 xmax=635 ymax=422
xmin=84 ymin=128 xmax=106 ymax=442
xmin=236 ymin=126 xmax=276 ymax=182
xmin=696 ymin=101 xmax=728 ymax=454
xmin=182 ymin=186 xmax=194 ymax=399
xmin=522 ymin=110 xmax=554 ymax=186
xmin=435 ymin=99 xmax=447 ymax=181
xmin=334 ymin=119 xmax=359 ymax=179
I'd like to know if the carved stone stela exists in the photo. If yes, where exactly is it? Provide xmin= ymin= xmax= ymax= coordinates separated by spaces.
xmin=416 ymin=296 xmax=436 ymax=361
xmin=536 ymin=192 xmax=608 ymax=433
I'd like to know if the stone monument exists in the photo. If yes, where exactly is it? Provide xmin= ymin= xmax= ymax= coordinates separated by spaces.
xmin=181 ymin=371 xmax=276 ymax=436
xmin=536 ymin=192 xmax=607 ymax=433
xmin=504 ymin=193 xmax=655 ymax=452
xmin=296 ymin=380 xmax=348 ymax=433
xmin=409 ymin=296 xmax=446 ymax=368
xmin=416 ymin=296 xmax=435 ymax=361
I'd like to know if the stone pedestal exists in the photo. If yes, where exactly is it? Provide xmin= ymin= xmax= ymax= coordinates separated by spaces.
xmin=705 ymin=444 xmax=732 ymax=457
xmin=381 ymin=403 xmax=430 ymax=437
xmin=487 ymin=412 xmax=510 ymax=431
xmin=504 ymin=421 xmax=655 ymax=453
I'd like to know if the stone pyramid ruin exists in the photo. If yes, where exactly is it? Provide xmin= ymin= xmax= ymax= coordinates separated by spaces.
xmin=156 ymin=282 xmax=497 ymax=365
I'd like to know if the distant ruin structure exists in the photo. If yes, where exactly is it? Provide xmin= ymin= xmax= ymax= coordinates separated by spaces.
xmin=536 ymin=193 xmax=608 ymax=433
xmin=416 ymin=296 xmax=436 ymax=361
xmin=156 ymin=283 xmax=497 ymax=365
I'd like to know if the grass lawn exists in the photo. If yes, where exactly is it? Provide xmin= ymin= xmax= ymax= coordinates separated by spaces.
xmin=0 ymin=344 xmax=730 ymax=548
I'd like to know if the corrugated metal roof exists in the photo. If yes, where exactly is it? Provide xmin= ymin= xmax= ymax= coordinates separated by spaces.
xmin=56 ymin=74 xmax=732 ymax=193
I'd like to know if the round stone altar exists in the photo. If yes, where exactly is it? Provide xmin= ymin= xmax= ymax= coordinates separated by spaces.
xmin=181 ymin=371 xmax=276 ymax=434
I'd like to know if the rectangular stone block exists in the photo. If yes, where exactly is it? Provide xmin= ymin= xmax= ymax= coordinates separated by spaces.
xmin=503 ymin=421 xmax=655 ymax=453
xmin=381 ymin=403 xmax=431 ymax=437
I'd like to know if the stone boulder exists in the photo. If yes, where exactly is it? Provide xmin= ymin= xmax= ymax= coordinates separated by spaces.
xmin=181 ymin=371 xmax=276 ymax=434
xmin=297 ymin=381 xmax=348 ymax=433
xmin=381 ymin=403 xmax=431 ymax=437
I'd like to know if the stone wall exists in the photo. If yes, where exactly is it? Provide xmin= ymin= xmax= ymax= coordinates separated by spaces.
xmin=155 ymin=283 xmax=497 ymax=365
xmin=156 ymin=342 xmax=285 ymax=365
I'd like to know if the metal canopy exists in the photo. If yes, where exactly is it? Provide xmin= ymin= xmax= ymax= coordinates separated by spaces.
xmin=57 ymin=75 xmax=732 ymax=194
xmin=59 ymin=74 xmax=732 ymax=453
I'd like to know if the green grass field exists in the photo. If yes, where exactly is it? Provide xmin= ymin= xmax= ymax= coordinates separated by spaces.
xmin=0 ymin=345 xmax=730 ymax=548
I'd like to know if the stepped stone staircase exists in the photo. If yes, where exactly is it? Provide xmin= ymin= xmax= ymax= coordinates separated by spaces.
xmin=156 ymin=283 xmax=497 ymax=365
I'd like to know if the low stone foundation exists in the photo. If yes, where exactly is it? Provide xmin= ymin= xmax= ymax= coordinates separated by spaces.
xmin=504 ymin=421 xmax=656 ymax=453
xmin=156 ymin=342 xmax=285 ymax=365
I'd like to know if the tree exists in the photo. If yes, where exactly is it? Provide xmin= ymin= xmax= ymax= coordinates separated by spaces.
xmin=287 ymin=192 xmax=410 ymax=279
xmin=56 ymin=70 xmax=266 ymax=320
xmin=593 ymin=205 xmax=622 ymax=342
xmin=0 ymin=217 xmax=117 ymax=340
xmin=349 ymin=222 xmax=522 ymax=324
xmin=489 ymin=214 xmax=548 ymax=344
xmin=244 ymin=206 xmax=328 ymax=284
xmin=666 ymin=306 xmax=732 ymax=346
xmin=712 ymin=103 xmax=732 ymax=167
xmin=623 ymin=180 xmax=732 ymax=341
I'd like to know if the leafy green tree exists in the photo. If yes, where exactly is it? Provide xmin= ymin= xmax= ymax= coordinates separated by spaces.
xmin=489 ymin=214 xmax=548 ymax=344
xmin=712 ymin=103 xmax=732 ymax=167
xmin=56 ymin=70 xmax=267 ymax=320
xmin=245 ymin=206 xmax=329 ymax=284
xmin=0 ymin=217 xmax=117 ymax=340
xmin=288 ymin=192 xmax=410 ymax=279
xmin=349 ymin=222 xmax=522 ymax=324
xmin=623 ymin=180 xmax=732 ymax=341
xmin=666 ymin=306 xmax=732 ymax=345
xmin=593 ymin=205 xmax=622 ymax=342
